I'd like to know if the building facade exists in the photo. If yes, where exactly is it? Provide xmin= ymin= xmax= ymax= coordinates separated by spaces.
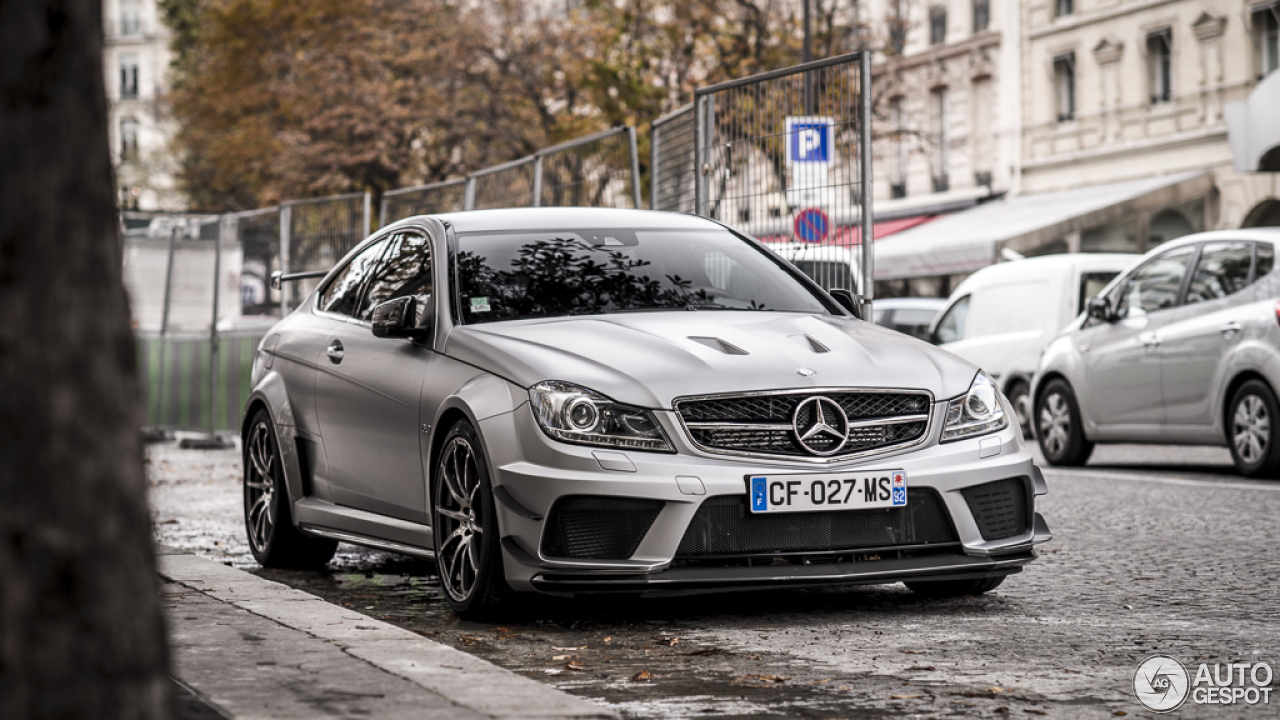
xmin=868 ymin=0 xmax=1023 ymax=295
xmin=103 ymin=0 xmax=183 ymax=212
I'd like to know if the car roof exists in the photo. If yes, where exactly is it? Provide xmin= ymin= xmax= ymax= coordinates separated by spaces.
xmin=418 ymin=207 xmax=721 ymax=234
xmin=951 ymin=252 xmax=1140 ymax=295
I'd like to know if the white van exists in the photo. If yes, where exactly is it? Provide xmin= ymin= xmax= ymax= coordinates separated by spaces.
xmin=930 ymin=253 xmax=1140 ymax=436
xmin=768 ymin=243 xmax=859 ymax=293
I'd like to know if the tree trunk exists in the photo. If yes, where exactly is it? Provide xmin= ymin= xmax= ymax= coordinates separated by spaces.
xmin=0 ymin=1 xmax=171 ymax=718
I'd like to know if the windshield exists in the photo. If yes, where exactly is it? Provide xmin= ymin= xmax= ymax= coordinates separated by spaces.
xmin=453 ymin=228 xmax=831 ymax=324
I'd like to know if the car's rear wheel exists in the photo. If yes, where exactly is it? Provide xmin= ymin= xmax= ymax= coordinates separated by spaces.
xmin=433 ymin=420 xmax=511 ymax=620
xmin=1035 ymin=378 xmax=1093 ymax=466
xmin=1227 ymin=380 xmax=1280 ymax=478
xmin=1007 ymin=380 xmax=1032 ymax=439
xmin=906 ymin=576 xmax=1004 ymax=597
xmin=244 ymin=409 xmax=337 ymax=569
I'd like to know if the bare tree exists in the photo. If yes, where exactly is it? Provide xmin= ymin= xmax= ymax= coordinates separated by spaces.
xmin=0 ymin=1 xmax=171 ymax=718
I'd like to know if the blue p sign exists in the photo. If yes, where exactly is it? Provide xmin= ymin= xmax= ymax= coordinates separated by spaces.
xmin=791 ymin=123 xmax=829 ymax=163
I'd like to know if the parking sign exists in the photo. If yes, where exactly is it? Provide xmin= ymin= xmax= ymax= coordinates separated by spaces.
xmin=786 ymin=117 xmax=834 ymax=165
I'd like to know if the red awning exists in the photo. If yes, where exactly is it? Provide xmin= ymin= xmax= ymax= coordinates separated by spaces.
xmin=758 ymin=214 xmax=938 ymax=245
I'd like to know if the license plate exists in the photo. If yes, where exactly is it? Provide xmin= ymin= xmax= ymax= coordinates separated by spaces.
xmin=747 ymin=471 xmax=907 ymax=513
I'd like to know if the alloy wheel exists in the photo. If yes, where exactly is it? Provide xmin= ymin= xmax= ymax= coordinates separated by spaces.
xmin=1233 ymin=394 xmax=1270 ymax=465
xmin=435 ymin=436 xmax=484 ymax=602
xmin=245 ymin=420 xmax=277 ymax=553
xmin=1039 ymin=392 xmax=1071 ymax=458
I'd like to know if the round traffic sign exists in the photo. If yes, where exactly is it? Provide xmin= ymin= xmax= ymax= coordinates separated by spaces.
xmin=794 ymin=208 xmax=830 ymax=243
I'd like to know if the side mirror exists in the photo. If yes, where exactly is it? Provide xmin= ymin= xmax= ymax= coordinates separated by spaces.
xmin=371 ymin=296 xmax=431 ymax=339
xmin=829 ymin=289 xmax=862 ymax=320
xmin=1086 ymin=297 xmax=1112 ymax=323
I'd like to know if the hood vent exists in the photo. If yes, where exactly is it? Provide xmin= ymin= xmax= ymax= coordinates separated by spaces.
xmin=688 ymin=336 xmax=748 ymax=355
xmin=790 ymin=334 xmax=830 ymax=354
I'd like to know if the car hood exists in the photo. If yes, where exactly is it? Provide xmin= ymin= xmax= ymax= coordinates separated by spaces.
xmin=444 ymin=312 xmax=978 ymax=409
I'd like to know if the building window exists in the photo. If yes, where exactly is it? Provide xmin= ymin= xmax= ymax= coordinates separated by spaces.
xmin=973 ymin=0 xmax=990 ymax=32
xmin=931 ymin=87 xmax=949 ymax=193
xmin=120 ymin=53 xmax=138 ymax=98
xmin=120 ymin=117 xmax=139 ymax=161
xmin=889 ymin=0 xmax=907 ymax=54
xmin=1147 ymin=29 xmax=1172 ymax=104
xmin=1256 ymin=3 xmax=1280 ymax=78
xmin=1054 ymin=52 xmax=1076 ymax=122
xmin=1056 ymin=0 xmax=1073 ymax=17
xmin=890 ymin=98 xmax=907 ymax=199
xmin=120 ymin=0 xmax=141 ymax=35
xmin=929 ymin=6 xmax=947 ymax=45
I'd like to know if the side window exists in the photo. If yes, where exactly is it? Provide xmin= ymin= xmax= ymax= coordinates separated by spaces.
xmin=1078 ymin=271 xmax=1121 ymax=315
xmin=1185 ymin=243 xmax=1253 ymax=304
xmin=319 ymin=237 xmax=392 ymax=317
xmin=357 ymin=232 xmax=433 ymax=323
xmin=1257 ymin=243 xmax=1275 ymax=278
xmin=1116 ymin=246 xmax=1195 ymax=318
xmin=934 ymin=295 xmax=969 ymax=344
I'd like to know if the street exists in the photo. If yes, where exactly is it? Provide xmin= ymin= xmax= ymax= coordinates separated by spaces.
xmin=149 ymin=440 xmax=1280 ymax=719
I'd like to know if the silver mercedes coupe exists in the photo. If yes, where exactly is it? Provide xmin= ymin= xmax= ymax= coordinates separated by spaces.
xmin=242 ymin=208 xmax=1050 ymax=618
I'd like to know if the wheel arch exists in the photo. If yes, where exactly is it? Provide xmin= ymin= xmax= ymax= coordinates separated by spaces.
xmin=1221 ymin=371 xmax=1275 ymax=441
xmin=426 ymin=374 xmax=523 ymax=508
xmin=241 ymin=371 xmax=305 ymax=507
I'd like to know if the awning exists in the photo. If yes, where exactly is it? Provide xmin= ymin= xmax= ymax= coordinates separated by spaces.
xmin=758 ymin=213 xmax=938 ymax=245
xmin=872 ymin=171 xmax=1212 ymax=280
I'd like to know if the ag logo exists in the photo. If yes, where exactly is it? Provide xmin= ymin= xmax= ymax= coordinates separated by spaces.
xmin=1134 ymin=655 xmax=1190 ymax=713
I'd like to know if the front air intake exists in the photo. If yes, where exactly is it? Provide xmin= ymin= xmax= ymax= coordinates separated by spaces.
xmin=961 ymin=477 xmax=1029 ymax=541
xmin=540 ymin=496 xmax=664 ymax=560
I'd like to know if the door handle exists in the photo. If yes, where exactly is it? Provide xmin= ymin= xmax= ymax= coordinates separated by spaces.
xmin=326 ymin=339 xmax=344 ymax=364
xmin=1142 ymin=336 xmax=1161 ymax=349
xmin=1220 ymin=321 xmax=1243 ymax=336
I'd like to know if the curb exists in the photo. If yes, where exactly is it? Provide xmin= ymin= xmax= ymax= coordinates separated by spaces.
xmin=158 ymin=548 xmax=616 ymax=720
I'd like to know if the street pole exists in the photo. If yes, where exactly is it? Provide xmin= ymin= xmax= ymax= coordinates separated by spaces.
xmin=804 ymin=0 xmax=814 ymax=115
xmin=860 ymin=50 xmax=875 ymax=323
xmin=147 ymin=224 xmax=178 ymax=438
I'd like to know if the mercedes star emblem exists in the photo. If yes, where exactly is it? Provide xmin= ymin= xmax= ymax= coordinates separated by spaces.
xmin=792 ymin=396 xmax=849 ymax=456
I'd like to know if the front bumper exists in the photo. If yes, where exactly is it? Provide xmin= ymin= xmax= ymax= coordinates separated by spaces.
xmin=479 ymin=394 xmax=1051 ymax=595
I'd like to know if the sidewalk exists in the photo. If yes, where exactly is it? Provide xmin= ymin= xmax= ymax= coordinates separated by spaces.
xmin=157 ymin=546 xmax=617 ymax=720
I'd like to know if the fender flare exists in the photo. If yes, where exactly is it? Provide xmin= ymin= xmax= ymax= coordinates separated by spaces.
xmin=425 ymin=373 xmax=523 ymax=513
xmin=242 ymin=370 xmax=305 ymax=507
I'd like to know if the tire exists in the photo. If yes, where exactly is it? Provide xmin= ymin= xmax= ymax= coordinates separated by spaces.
xmin=1035 ymin=378 xmax=1094 ymax=466
xmin=1007 ymin=380 xmax=1033 ymax=439
xmin=432 ymin=420 xmax=512 ymax=620
xmin=906 ymin=576 xmax=1005 ymax=598
xmin=244 ymin=409 xmax=337 ymax=569
xmin=1227 ymin=380 xmax=1280 ymax=478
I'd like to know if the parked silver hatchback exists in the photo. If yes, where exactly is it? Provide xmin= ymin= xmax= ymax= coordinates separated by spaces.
xmin=1034 ymin=229 xmax=1280 ymax=477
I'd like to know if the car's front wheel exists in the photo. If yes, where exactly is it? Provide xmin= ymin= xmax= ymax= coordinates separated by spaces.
xmin=244 ymin=409 xmax=337 ymax=568
xmin=906 ymin=576 xmax=1004 ymax=597
xmin=432 ymin=420 xmax=511 ymax=620
xmin=1035 ymin=378 xmax=1093 ymax=466
xmin=1227 ymin=380 xmax=1280 ymax=478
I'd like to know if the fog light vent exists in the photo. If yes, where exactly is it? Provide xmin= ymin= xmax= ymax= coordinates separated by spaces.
xmin=541 ymin=496 xmax=664 ymax=560
xmin=961 ymin=478 xmax=1029 ymax=541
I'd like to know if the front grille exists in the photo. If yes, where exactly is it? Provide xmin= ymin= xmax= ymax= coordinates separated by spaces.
xmin=540 ymin=496 xmax=664 ymax=560
xmin=675 ymin=488 xmax=956 ymax=557
xmin=962 ymin=478 xmax=1029 ymax=541
xmin=675 ymin=390 xmax=931 ymax=459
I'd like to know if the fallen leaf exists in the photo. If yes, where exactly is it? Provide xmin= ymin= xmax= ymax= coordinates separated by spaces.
xmin=899 ymin=649 xmax=928 ymax=654
xmin=543 ymin=668 xmax=563 ymax=675
xmin=733 ymin=674 xmax=790 ymax=685
xmin=808 ymin=679 xmax=833 ymax=685
xmin=631 ymin=670 xmax=654 ymax=682
xmin=889 ymin=694 xmax=925 ymax=700
xmin=1113 ymin=712 xmax=1127 ymax=717
xmin=552 ymin=655 xmax=574 ymax=661
xmin=553 ymin=646 xmax=586 ymax=651
xmin=838 ymin=685 xmax=852 ymax=691
xmin=654 ymin=636 xmax=681 ymax=646
xmin=988 ymin=687 xmax=1007 ymax=694
xmin=680 ymin=648 xmax=727 ymax=657
xmin=603 ymin=636 xmax=612 ymax=643
xmin=1026 ymin=710 xmax=1048 ymax=716
xmin=565 ymin=661 xmax=588 ymax=672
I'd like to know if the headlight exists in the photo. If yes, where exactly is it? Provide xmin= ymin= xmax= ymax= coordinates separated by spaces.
xmin=529 ymin=381 xmax=674 ymax=452
xmin=941 ymin=372 xmax=1007 ymax=442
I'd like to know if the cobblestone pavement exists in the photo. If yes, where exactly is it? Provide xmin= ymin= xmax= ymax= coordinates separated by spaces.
xmin=149 ymin=439 xmax=1280 ymax=719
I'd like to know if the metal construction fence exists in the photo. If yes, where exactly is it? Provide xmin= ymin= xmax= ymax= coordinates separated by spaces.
xmin=652 ymin=51 xmax=875 ymax=310
xmin=138 ymin=332 xmax=263 ymax=432
xmin=281 ymin=192 xmax=372 ymax=310
xmin=379 ymin=126 xmax=642 ymax=225
xmin=650 ymin=105 xmax=696 ymax=215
